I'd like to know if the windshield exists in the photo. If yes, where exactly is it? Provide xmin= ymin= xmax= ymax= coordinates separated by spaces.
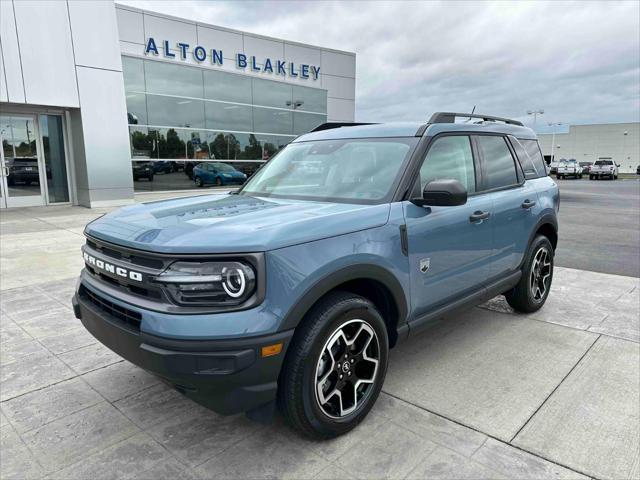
xmin=595 ymin=160 xmax=613 ymax=166
xmin=240 ymin=138 xmax=418 ymax=203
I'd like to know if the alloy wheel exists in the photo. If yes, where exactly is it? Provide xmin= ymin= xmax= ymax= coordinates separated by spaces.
xmin=530 ymin=247 xmax=552 ymax=302
xmin=314 ymin=319 xmax=380 ymax=419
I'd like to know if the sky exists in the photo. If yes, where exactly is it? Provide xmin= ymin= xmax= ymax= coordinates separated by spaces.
xmin=118 ymin=0 xmax=640 ymax=132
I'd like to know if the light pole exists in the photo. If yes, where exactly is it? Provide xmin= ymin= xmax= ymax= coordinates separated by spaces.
xmin=622 ymin=130 xmax=628 ymax=171
xmin=548 ymin=122 xmax=562 ymax=164
xmin=527 ymin=109 xmax=544 ymax=125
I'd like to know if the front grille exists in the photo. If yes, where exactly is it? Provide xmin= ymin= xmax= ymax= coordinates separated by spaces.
xmin=83 ymin=237 xmax=166 ymax=303
xmin=80 ymin=285 xmax=141 ymax=332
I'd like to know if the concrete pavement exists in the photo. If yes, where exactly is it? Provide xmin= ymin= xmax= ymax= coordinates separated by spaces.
xmin=1 ymin=201 xmax=639 ymax=480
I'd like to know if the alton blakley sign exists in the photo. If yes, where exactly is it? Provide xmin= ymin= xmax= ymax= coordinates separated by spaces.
xmin=144 ymin=37 xmax=321 ymax=80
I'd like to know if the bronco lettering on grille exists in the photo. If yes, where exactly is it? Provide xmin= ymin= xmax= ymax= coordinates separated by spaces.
xmin=83 ymin=252 xmax=143 ymax=282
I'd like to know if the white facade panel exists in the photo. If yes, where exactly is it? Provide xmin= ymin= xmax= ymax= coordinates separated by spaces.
xmin=144 ymin=13 xmax=198 ymax=57
xmin=196 ymin=25 xmax=243 ymax=60
xmin=13 ymin=0 xmax=79 ymax=107
xmin=76 ymin=66 xmax=133 ymax=193
xmin=327 ymin=97 xmax=355 ymax=122
xmin=284 ymin=43 xmax=322 ymax=67
xmin=116 ymin=6 xmax=144 ymax=44
xmin=243 ymin=35 xmax=284 ymax=61
xmin=321 ymin=50 xmax=356 ymax=78
xmin=0 ymin=1 xmax=25 ymax=103
xmin=69 ymin=0 xmax=122 ymax=71
xmin=322 ymin=74 xmax=355 ymax=100
xmin=0 ymin=43 xmax=9 ymax=102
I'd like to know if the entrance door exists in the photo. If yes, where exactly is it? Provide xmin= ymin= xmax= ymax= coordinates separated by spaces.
xmin=0 ymin=115 xmax=46 ymax=208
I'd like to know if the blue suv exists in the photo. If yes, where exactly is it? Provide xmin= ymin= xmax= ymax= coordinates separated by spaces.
xmin=73 ymin=112 xmax=559 ymax=439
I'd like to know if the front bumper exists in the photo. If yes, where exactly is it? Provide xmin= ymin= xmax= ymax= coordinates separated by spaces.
xmin=72 ymin=285 xmax=293 ymax=415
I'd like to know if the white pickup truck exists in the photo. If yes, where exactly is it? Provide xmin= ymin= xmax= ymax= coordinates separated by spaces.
xmin=556 ymin=159 xmax=582 ymax=179
xmin=589 ymin=159 xmax=618 ymax=180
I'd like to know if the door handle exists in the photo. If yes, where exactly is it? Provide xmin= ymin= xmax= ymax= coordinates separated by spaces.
xmin=469 ymin=211 xmax=490 ymax=223
xmin=521 ymin=199 xmax=536 ymax=209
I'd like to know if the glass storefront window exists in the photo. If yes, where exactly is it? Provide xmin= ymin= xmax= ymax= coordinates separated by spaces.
xmin=252 ymin=78 xmax=292 ymax=109
xmin=204 ymin=70 xmax=252 ymax=104
xmin=126 ymin=92 xmax=147 ymax=125
xmin=122 ymin=56 xmax=327 ymax=192
xmin=293 ymin=112 xmax=325 ymax=135
xmin=205 ymin=102 xmax=252 ymax=132
xmin=144 ymin=61 xmax=204 ymax=98
xmin=147 ymin=95 xmax=205 ymax=129
xmin=40 ymin=115 xmax=69 ymax=203
xmin=253 ymin=107 xmax=293 ymax=135
xmin=122 ymin=57 xmax=145 ymax=92
xmin=292 ymin=85 xmax=327 ymax=114
xmin=130 ymin=127 xmax=158 ymax=159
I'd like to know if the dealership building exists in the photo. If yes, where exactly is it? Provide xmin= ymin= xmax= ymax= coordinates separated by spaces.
xmin=538 ymin=122 xmax=639 ymax=173
xmin=0 ymin=1 xmax=356 ymax=208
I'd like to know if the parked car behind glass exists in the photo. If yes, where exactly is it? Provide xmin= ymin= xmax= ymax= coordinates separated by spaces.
xmin=193 ymin=162 xmax=247 ymax=187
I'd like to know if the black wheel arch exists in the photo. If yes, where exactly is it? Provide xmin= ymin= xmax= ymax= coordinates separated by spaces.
xmin=520 ymin=214 xmax=558 ymax=269
xmin=279 ymin=264 xmax=409 ymax=348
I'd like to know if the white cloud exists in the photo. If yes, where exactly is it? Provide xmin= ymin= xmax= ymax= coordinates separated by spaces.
xmin=118 ymin=0 xmax=640 ymax=129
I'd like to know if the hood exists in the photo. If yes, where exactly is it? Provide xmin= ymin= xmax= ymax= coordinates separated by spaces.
xmin=85 ymin=194 xmax=390 ymax=254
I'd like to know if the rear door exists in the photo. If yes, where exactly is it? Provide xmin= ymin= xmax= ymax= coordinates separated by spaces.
xmin=403 ymin=134 xmax=493 ymax=319
xmin=475 ymin=135 xmax=541 ymax=278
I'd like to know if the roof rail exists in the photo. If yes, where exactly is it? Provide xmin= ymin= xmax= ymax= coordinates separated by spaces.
xmin=310 ymin=122 xmax=378 ymax=132
xmin=428 ymin=112 xmax=524 ymax=127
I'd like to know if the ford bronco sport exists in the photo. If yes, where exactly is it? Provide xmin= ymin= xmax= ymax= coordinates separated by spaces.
xmin=73 ymin=112 xmax=559 ymax=439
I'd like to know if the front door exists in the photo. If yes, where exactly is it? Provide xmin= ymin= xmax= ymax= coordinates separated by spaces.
xmin=404 ymin=134 xmax=493 ymax=321
xmin=0 ymin=115 xmax=46 ymax=208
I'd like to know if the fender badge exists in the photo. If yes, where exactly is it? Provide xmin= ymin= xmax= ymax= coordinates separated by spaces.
xmin=420 ymin=258 xmax=430 ymax=274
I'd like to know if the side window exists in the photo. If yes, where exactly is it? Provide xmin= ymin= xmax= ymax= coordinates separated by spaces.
xmin=509 ymin=137 xmax=538 ymax=180
xmin=520 ymin=139 xmax=548 ymax=176
xmin=418 ymin=136 xmax=476 ymax=194
xmin=477 ymin=136 xmax=518 ymax=189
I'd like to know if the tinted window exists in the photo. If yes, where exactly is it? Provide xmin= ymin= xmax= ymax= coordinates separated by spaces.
xmin=510 ymin=138 xmax=538 ymax=179
xmin=253 ymin=107 xmax=293 ymax=135
xmin=292 ymin=85 xmax=327 ymax=113
xmin=144 ymin=61 xmax=203 ymax=98
xmin=203 ymin=70 xmax=252 ymax=104
xmin=146 ymin=95 xmax=205 ymax=128
xmin=477 ymin=136 xmax=518 ymax=189
xmin=418 ymin=136 xmax=476 ymax=193
xmin=595 ymin=160 xmax=613 ymax=166
xmin=521 ymin=139 xmax=547 ymax=176
xmin=252 ymin=78 xmax=292 ymax=109
xmin=293 ymin=112 xmax=325 ymax=135
xmin=205 ymin=102 xmax=252 ymax=132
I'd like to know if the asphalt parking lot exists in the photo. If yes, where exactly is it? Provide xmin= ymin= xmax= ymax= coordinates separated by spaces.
xmin=0 ymin=184 xmax=638 ymax=480
xmin=555 ymin=178 xmax=640 ymax=278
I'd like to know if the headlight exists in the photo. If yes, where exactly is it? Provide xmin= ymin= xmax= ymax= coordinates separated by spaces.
xmin=154 ymin=261 xmax=256 ymax=307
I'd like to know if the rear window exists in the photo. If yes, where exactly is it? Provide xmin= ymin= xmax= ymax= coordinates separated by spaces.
xmin=519 ymin=139 xmax=548 ymax=177
xmin=511 ymin=138 xmax=547 ymax=179
xmin=595 ymin=160 xmax=613 ymax=166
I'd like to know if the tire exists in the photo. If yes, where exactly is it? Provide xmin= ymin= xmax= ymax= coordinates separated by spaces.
xmin=215 ymin=177 xmax=223 ymax=187
xmin=194 ymin=176 xmax=203 ymax=187
xmin=614 ymin=175 xmax=618 ymax=180
xmin=505 ymin=235 xmax=554 ymax=313
xmin=278 ymin=291 xmax=389 ymax=439
xmin=589 ymin=175 xmax=593 ymax=180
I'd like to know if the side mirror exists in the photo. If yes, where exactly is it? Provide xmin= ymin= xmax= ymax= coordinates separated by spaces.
xmin=412 ymin=179 xmax=468 ymax=207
